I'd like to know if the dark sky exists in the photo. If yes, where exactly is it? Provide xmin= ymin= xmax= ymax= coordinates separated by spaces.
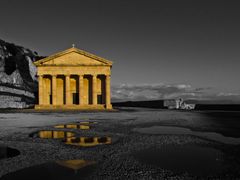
xmin=1 ymin=0 xmax=240 ymax=97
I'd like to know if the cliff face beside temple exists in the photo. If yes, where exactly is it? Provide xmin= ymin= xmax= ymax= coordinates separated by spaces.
xmin=0 ymin=39 xmax=40 ymax=108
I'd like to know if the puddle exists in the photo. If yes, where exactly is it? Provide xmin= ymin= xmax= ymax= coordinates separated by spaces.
xmin=133 ymin=144 xmax=224 ymax=176
xmin=133 ymin=126 xmax=240 ymax=145
xmin=30 ymin=130 xmax=75 ymax=139
xmin=1 ymin=159 xmax=96 ymax=180
xmin=64 ymin=137 xmax=111 ymax=147
xmin=54 ymin=124 xmax=90 ymax=130
xmin=0 ymin=146 xmax=20 ymax=159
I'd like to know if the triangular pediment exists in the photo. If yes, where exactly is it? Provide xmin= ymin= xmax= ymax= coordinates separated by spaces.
xmin=34 ymin=47 xmax=113 ymax=66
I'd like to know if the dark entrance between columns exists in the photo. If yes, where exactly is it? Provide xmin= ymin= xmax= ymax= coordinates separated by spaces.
xmin=72 ymin=93 xmax=79 ymax=104
xmin=97 ymin=75 xmax=106 ymax=104
xmin=70 ymin=75 xmax=79 ymax=105
xmin=97 ymin=95 xmax=103 ymax=104
xmin=49 ymin=95 xmax=52 ymax=105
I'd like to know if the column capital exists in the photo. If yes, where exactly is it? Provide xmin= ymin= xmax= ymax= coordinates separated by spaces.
xmin=106 ymin=75 xmax=111 ymax=79
xmin=79 ymin=75 xmax=84 ymax=81
xmin=52 ymin=74 xmax=57 ymax=77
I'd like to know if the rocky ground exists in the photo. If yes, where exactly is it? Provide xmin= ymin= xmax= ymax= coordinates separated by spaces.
xmin=0 ymin=108 xmax=240 ymax=179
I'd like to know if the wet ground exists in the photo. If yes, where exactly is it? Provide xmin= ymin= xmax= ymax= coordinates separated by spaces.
xmin=0 ymin=146 xmax=20 ymax=160
xmin=1 ymin=160 xmax=96 ymax=180
xmin=133 ymin=144 xmax=224 ymax=177
xmin=0 ymin=107 xmax=240 ymax=179
xmin=133 ymin=126 xmax=240 ymax=145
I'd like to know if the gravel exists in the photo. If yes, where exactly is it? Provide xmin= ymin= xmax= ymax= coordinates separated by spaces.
xmin=0 ymin=108 xmax=240 ymax=179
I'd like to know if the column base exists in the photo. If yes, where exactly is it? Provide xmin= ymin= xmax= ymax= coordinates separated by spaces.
xmin=105 ymin=104 xmax=113 ymax=109
xmin=35 ymin=104 xmax=111 ymax=110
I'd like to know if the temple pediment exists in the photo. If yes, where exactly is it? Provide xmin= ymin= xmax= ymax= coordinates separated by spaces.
xmin=34 ymin=47 xmax=113 ymax=66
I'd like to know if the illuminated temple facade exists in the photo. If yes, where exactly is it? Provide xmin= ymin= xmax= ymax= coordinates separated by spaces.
xmin=34 ymin=47 xmax=113 ymax=110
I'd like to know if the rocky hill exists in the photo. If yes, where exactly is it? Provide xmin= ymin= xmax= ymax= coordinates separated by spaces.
xmin=0 ymin=39 xmax=40 ymax=108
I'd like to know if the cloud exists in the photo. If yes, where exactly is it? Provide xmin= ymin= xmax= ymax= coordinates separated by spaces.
xmin=217 ymin=92 xmax=240 ymax=97
xmin=112 ymin=83 xmax=203 ymax=102
xmin=111 ymin=83 xmax=240 ymax=103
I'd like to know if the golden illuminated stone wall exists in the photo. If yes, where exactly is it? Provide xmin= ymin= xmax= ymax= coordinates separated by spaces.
xmin=34 ymin=47 xmax=113 ymax=110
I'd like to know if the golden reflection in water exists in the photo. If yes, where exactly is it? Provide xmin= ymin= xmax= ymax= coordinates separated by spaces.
xmin=54 ymin=124 xmax=90 ymax=130
xmin=65 ymin=137 xmax=111 ymax=147
xmin=56 ymin=159 xmax=96 ymax=170
xmin=79 ymin=122 xmax=97 ymax=124
xmin=38 ymin=131 xmax=75 ymax=139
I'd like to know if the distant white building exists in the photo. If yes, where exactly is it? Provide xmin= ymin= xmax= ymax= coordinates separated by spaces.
xmin=163 ymin=99 xmax=183 ymax=109
xmin=163 ymin=98 xmax=195 ymax=110
xmin=180 ymin=102 xmax=195 ymax=110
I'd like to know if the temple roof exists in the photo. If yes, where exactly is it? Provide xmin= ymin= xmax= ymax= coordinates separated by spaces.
xmin=34 ymin=47 xmax=113 ymax=66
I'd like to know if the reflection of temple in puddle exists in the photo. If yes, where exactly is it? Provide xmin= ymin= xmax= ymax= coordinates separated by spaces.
xmin=79 ymin=122 xmax=97 ymax=124
xmin=65 ymin=137 xmax=111 ymax=147
xmin=37 ymin=131 xmax=75 ymax=139
xmin=56 ymin=159 xmax=96 ymax=171
xmin=1 ymin=159 xmax=96 ymax=179
xmin=54 ymin=124 xmax=90 ymax=130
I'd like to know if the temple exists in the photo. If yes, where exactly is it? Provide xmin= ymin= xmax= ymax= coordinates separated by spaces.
xmin=34 ymin=46 xmax=113 ymax=110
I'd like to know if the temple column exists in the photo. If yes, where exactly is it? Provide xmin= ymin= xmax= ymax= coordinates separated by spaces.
xmin=105 ymin=75 xmax=112 ymax=109
xmin=79 ymin=75 xmax=84 ymax=105
xmin=65 ymin=74 xmax=71 ymax=105
xmin=92 ymin=75 xmax=97 ymax=105
xmin=38 ymin=75 xmax=43 ymax=105
xmin=52 ymin=75 xmax=57 ymax=105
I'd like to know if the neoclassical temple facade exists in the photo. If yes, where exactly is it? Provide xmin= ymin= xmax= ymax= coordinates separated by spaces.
xmin=34 ymin=47 xmax=113 ymax=110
